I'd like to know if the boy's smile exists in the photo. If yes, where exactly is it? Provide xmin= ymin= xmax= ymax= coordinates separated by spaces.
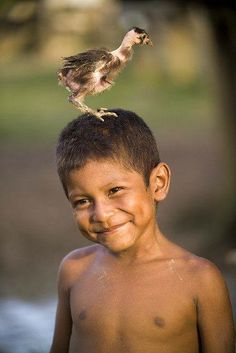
xmin=67 ymin=159 xmax=159 ymax=254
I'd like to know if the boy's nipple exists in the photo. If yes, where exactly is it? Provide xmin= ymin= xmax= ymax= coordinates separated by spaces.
xmin=154 ymin=316 xmax=165 ymax=328
xmin=79 ymin=310 xmax=87 ymax=320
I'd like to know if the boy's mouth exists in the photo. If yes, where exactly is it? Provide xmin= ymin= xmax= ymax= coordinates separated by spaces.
xmin=93 ymin=222 xmax=129 ymax=235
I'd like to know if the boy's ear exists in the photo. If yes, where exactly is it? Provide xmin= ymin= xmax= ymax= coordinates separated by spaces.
xmin=149 ymin=163 xmax=171 ymax=202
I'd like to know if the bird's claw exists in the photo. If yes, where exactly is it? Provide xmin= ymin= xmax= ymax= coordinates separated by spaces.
xmin=98 ymin=108 xmax=108 ymax=111
xmin=96 ymin=108 xmax=117 ymax=120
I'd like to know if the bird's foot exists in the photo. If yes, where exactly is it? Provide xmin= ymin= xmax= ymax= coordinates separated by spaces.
xmin=68 ymin=96 xmax=117 ymax=121
xmin=96 ymin=108 xmax=118 ymax=119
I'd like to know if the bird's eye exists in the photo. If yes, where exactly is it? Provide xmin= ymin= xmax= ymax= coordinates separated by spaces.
xmin=139 ymin=34 xmax=146 ymax=43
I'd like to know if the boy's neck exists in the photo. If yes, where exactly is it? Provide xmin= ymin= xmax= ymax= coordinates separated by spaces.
xmin=105 ymin=226 xmax=169 ymax=265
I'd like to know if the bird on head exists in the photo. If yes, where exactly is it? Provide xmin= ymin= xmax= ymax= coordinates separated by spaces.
xmin=58 ymin=27 xmax=153 ymax=121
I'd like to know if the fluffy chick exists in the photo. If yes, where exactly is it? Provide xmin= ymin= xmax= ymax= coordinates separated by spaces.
xmin=58 ymin=27 xmax=153 ymax=121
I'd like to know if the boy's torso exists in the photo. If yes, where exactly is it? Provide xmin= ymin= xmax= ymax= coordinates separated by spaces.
xmin=68 ymin=246 xmax=200 ymax=353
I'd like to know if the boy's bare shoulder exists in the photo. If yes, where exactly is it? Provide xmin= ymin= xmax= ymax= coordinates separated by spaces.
xmin=57 ymin=244 xmax=101 ymax=289
xmin=186 ymin=252 xmax=223 ymax=280
xmin=179 ymin=248 xmax=228 ymax=295
xmin=63 ymin=244 xmax=101 ymax=262
xmin=179 ymin=245 xmax=222 ymax=276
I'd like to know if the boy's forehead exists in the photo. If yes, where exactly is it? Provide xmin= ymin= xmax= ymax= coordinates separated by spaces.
xmin=69 ymin=158 xmax=137 ymax=178
xmin=67 ymin=159 xmax=144 ymax=191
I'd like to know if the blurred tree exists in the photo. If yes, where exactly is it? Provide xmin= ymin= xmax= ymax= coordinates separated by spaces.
xmin=205 ymin=6 xmax=236 ymax=254
xmin=172 ymin=1 xmax=236 ymax=253
xmin=0 ymin=0 xmax=43 ymax=55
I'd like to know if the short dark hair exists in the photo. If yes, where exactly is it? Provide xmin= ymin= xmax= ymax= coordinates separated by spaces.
xmin=56 ymin=109 xmax=161 ymax=196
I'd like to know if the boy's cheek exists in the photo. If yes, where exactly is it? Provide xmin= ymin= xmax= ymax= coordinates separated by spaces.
xmin=75 ymin=220 xmax=92 ymax=238
xmin=73 ymin=210 xmax=87 ymax=228
xmin=79 ymin=228 xmax=97 ymax=243
xmin=73 ymin=212 xmax=96 ymax=238
xmin=121 ymin=191 xmax=154 ymax=208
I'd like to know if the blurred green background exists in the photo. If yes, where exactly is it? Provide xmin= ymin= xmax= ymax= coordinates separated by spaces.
xmin=0 ymin=0 xmax=235 ymax=352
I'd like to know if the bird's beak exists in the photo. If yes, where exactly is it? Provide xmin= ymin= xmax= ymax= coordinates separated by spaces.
xmin=145 ymin=37 xmax=153 ymax=46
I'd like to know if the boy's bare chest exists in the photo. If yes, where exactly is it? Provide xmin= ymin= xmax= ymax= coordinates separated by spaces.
xmin=70 ymin=264 xmax=197 ymax=342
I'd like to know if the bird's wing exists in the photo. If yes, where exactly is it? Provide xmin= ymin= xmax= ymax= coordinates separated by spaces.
xmin=98 ymin=54 xmax=121 ymax=78
xmin=62 ymin=49 xmax=113 ymax=73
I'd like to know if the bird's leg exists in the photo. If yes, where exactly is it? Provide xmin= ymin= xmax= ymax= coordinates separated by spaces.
xmin=69 ymin=95 xmax=117 ymax=120
xmin=69 ymin=95 xmax=104 ymax=121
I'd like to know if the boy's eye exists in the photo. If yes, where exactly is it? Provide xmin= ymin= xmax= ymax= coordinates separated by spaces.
xmin=72 ymin=198 xmax=89 ymax=209
xmin=109 ymin=186 xmax=123 ymax=196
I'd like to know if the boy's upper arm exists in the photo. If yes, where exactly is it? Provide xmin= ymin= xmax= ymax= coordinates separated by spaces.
xmin=196 ymin=260 xmax=235 ymax=353
xmin=50 ymin=257 xmax=73 ymax=353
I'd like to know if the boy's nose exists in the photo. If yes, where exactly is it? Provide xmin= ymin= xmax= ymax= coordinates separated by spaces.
xmin=90 ymin=200 xmax=114 ymax=223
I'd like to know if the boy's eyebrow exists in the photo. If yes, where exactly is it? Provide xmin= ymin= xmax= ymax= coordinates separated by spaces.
xmin=67 ymin=190 xmax=86 ymax=200
xmin=68 ymin=180 xmax=130 ymax=200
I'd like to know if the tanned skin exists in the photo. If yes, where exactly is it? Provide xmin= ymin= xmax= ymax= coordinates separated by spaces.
xmin=50 ymin=160 xmax=235 ymax=353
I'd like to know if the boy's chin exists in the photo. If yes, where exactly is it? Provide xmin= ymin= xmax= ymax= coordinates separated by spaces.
xmin=83 ymin=232 xmax=137 ymax=254
xmin=98 ymin=236 xmax=138 ymax=255
xmin=104 ymin=242 xmax=133 ymax=254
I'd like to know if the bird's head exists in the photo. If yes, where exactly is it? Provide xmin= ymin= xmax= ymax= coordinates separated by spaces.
xmin=128 ymin=27 xmax=153 ymax=46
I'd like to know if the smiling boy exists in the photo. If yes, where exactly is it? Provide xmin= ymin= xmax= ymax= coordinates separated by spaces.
xmin=50 ymin=109 xmax=235 ymax=353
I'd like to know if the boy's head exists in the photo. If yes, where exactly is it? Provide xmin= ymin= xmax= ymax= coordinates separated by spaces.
xmin=56 ymin=109 xmax=161 ymax=197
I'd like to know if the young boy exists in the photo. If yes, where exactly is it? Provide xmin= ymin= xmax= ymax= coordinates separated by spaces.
xmin=50 ymin=109 xmax=235 ymax=353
